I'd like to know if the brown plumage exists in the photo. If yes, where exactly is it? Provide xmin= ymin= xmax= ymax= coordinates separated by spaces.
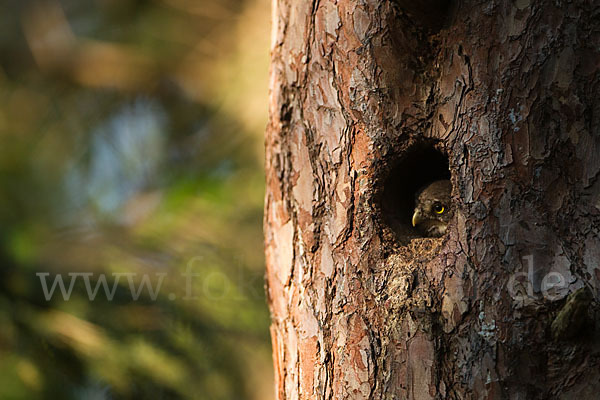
xmin=412 ymin=180 xmax=452 ymax=237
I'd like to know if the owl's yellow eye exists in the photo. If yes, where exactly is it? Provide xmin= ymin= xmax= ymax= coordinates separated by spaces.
xmin=433 ymin=203 xmax=444 ymax=214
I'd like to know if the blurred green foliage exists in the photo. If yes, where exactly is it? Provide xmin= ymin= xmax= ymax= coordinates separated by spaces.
xmin=0 ymin=0 xmax=272 ymax=399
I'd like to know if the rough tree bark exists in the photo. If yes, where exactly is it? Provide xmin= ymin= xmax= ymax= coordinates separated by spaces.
xmin=264 ymin=0 xmax=600 ymax=399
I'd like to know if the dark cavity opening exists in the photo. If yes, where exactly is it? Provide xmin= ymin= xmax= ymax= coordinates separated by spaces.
xmin=381 ymin=143 xmax=450 ymax=243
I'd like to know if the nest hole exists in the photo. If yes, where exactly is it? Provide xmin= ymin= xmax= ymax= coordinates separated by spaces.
xmin=381 ymin=143 xmax=451 ymax=243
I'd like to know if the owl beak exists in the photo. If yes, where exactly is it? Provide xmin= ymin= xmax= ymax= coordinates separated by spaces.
xmin=412 ymin=210 xmax=421 ymax=227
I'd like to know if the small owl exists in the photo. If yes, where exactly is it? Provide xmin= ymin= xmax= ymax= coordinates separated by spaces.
xmin=412 ymin=180 xmax=452 ymax=237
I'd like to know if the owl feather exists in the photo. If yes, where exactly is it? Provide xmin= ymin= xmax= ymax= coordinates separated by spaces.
xmin=412 ymin=180 xmax=452 ymax=237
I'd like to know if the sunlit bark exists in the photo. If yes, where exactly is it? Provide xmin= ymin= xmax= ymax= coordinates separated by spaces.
xmin=265 ymin=1 xmax=600 ymax=398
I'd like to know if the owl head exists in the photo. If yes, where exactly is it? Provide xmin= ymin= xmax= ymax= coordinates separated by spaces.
xmin=412 ymin=179 xmax=452 ymax=237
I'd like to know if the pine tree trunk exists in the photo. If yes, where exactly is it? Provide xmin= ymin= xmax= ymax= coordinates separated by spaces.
xmin=264 ymin=0 xmax=600 ymax=398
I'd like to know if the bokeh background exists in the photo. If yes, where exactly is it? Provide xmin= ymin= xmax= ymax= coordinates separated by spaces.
xmin=0 ymin=0 xmax=272 ymax=399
